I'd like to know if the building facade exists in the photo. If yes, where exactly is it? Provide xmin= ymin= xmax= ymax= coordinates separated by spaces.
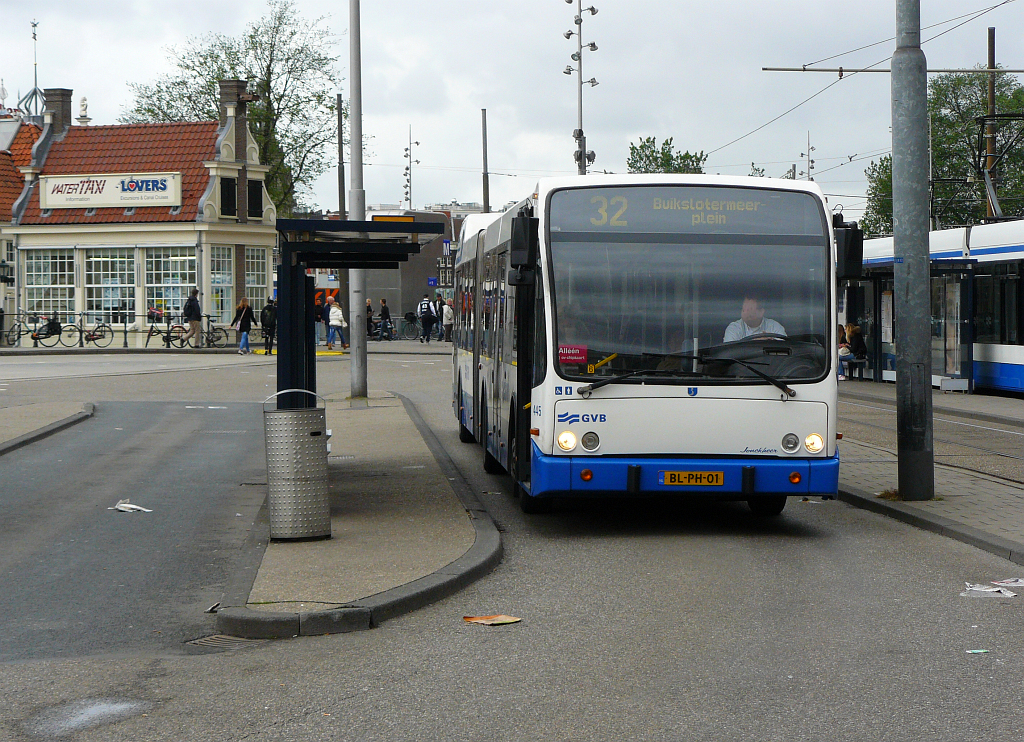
xmin=1 ymin=82 xmax=276 ymax=342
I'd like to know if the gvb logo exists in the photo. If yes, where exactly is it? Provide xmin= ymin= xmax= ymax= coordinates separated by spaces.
xmin=557 ymin=412 xmax=607 ymax=424
xmin=688 ymin=387 xmax=698 ymax=397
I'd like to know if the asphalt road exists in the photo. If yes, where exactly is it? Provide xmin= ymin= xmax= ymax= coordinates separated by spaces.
xmin=0 ymin=401 xmax=266 ymax=662
xmin=2 ymin=354 xmax=1024 ymax=741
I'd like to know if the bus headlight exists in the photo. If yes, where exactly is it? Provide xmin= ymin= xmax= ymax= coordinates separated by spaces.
xmin=781 ymin=433 xmax=800 ymax=453
xmin=804 ymin=433 xmax=824 ymax=453
xmin=581 ymin=432 xmax=600 ymax=451
xmin=557 ymin=430 xmax=577 ymax=451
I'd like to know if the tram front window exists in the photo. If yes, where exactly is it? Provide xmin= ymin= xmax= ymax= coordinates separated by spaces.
xmin=548 ymin=185 xmax=830 ymax=384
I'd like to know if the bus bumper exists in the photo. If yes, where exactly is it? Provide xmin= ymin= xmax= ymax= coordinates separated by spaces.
xmin=530 ymin=443 xmax=840 ymax=499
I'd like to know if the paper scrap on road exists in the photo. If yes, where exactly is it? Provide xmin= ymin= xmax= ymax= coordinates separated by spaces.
xmin=463 ymin=615 xmax=522 ymax=626
xmin=961 ymin=582 xmax=1016 ymax=598
xmin=966 ymin=649 xmax=990 ymax=654
xmin=108 ymin=499 xmax=153 ymax=513
xmin=992 ymin=578 xmax=1024 ymax=587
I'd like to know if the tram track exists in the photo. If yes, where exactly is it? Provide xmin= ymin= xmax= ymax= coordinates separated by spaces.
xmin=838 ymin=398 xmax=1024 ymax=484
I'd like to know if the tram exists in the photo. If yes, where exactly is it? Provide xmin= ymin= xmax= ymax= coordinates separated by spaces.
xmin=453 ymin=175 xmax=841 ymax=515
xmin=860 ymin=221 xmax=1024 ymax=392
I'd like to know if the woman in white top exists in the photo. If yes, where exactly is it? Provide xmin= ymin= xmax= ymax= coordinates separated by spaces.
xmin=327 ymin=298 xmax=348 ymax=350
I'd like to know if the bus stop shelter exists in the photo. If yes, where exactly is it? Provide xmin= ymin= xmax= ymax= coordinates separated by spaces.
xmin=274 ymin=218 xmax=445 ymax=409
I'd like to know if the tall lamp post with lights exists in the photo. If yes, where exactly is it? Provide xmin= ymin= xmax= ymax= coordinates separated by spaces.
xmin=563 ymin=0 xmax=598 ymax=175
xmin=403 ymin=127 xmax=420 ymax=209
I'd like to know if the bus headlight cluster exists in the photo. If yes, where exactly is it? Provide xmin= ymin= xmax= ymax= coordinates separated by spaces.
xmin=557 ymin=430 xmax=577 ymax=451
xmin=781 ymin=433 xmax=800 ymax=453
xmin=804 ymin=433 xmax=824 ymax=453
xmin=581 ymin=432 xmax=600 ymax=451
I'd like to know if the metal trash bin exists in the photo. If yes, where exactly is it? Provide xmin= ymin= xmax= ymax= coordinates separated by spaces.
xmin=263 ymin=389 xmax=331 ymax=540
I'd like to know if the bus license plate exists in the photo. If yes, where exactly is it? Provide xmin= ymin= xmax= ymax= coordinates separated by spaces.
xmin=659 ymin=471 xmax=724 ymax=486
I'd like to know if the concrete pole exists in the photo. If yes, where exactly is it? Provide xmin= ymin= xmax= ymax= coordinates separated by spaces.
xmin=348 ymin=0 xmax=367 ymax=399
xmin=337 ymin=93 xmax=346 ymax=220
xmin=891 ymin=0 xmax=934 ymax=500
xmin=987 ymin=27 xmax=997 ymax=218
xmin=481 ymin=109 xmax=490 ymax=213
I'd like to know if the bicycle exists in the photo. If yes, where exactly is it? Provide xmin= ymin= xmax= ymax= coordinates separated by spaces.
xmin=400 ymin=312 xmax=420 ymax=340
xmin=28 ymin=315 xmax=79 ymax=347
xmin=62 ymin=312 xmax=115 ymax=348
xmin=4 ymin=311 xmax=39 ymax=347
xmin=179 ymin=314 xmax=228 ymax=348
xmin=373 ymin=318 xmax=396 ymax=341
xmin=144 ymin=308 xmax=186 ymax=348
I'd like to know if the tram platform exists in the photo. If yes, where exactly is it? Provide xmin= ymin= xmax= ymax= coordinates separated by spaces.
xmin=838 ymin=382 xmax=1024 ymax=566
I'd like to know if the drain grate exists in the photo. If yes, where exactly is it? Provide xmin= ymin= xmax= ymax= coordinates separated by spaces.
xmin=187 ymin=634 xmax=265 ymax=650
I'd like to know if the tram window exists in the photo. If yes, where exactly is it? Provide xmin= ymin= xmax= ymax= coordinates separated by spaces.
xmin=976 ymin=270 xmax=1020 ymax=344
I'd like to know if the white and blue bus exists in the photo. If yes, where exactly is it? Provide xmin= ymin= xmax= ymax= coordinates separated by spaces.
xmin=454 ymin=175 xmax=841 ymax=515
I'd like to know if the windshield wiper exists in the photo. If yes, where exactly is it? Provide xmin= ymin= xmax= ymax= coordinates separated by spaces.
xmin=577 ymin=368 xmax=702 ymax=397
xmin=668 ymin=353 xmax=796 ymax=398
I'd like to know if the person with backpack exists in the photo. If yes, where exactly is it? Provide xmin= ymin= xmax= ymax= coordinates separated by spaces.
xmin=180 ymin=288 xmax=203 ymax=349
xmin=260 ymin=298 xmax=277 ymax=355
xmin=377 ymin=297 xmax=393 ymax=341
xmin=418 ymin=293 xmax=436 ymax=343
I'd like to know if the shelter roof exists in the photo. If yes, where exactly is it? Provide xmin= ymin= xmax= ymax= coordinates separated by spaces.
xmin=277 ymin=218 xmax=446 ymax=270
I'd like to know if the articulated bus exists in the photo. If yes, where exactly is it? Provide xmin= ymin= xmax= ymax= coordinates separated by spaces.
xmin=453 ymin=175 xmax=841 ymax=515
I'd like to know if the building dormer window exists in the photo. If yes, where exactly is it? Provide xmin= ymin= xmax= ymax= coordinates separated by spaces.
xmin=221 ymin=177 xmax=237 ymax=217
xmin=248 ymin=180 xmax=263 ymax=219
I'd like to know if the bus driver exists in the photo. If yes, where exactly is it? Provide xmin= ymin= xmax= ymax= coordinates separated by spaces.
xmin=723 ymin=294 xmax=786 ymax=343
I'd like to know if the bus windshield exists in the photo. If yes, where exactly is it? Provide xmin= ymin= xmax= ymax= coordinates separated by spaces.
xmin=548 ymin=185 xmax=831 ymax=384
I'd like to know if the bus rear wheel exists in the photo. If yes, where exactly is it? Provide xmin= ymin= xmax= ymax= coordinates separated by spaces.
xmin=748 ymin=495 xmax=787 ymax=516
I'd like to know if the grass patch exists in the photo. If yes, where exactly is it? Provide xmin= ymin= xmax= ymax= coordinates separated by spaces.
xmin=876 ymin=488 xmax=900 ymax=500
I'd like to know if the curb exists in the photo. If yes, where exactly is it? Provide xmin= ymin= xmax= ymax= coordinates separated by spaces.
xmin=839 ymin=485 xmax=1024 ymax=567
xmin=0 ymin=402 xmax=95 ymax=457
xmin=216 ymin=393 xmax=503 ymax=639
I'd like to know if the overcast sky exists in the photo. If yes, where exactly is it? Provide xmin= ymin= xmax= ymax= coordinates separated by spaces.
xmin=3 ymin=1 xmax=1024 ymax=220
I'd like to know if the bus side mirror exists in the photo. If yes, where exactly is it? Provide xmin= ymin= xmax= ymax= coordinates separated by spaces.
xmin=510 ymin=215 xmax=539 ymax=269
xmin=834 ymin=223 xmax=863 ymax=280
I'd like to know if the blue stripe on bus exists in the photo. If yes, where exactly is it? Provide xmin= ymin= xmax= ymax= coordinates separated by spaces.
xmin=529 ymin=442 xmax=840 ymax=498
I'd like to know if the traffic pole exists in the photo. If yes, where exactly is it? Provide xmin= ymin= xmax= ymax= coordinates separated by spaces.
xmin=348 ymin=0 xmax=367 ymax=399
xmin=891 ymin=0 xmax=934 ymax=500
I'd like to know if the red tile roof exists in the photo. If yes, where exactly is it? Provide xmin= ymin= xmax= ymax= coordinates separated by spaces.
xmin=9 ymin=123 xmax=41 ymax=168
xmin=0 ymin=151 xmax=22 ymax=222
xmin=20 ymin=121 xmax=219 ymax=225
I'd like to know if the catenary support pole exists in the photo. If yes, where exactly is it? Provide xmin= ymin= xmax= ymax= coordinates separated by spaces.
xmin=337 ymin=93 xmax=346 ymax=220
xmin=891 ymin=0 xmax=934 ymax=500
xmin=348 ymin=0 xmax=367 ymax=399
xmin=987 ymin=27 xmax=997 ymax=218
xmin=481 ymin=109 xmax=490 ymax=213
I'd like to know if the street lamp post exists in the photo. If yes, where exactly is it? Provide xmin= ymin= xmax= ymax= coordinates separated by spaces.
xmin=563 ymin=0 xmax=598 ymax=175
xmin=403 ymin=127 xmax=420 ymax=209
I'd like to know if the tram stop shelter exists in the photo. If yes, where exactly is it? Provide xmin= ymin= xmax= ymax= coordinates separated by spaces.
xmin=274 ymin=217 xmax=445 ymax=409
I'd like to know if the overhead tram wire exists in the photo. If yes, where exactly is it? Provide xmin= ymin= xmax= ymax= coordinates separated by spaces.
xmin=709 ymin=0 xmax=1019 ymax=157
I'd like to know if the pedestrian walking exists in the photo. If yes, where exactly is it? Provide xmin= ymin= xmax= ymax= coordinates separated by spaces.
xmin=418 ymin=293 xmax=437 ymax=343
xmin=377 ymin=297 xmax=393 ymax=340
xmin=260 ymin=298 xmax=277 ymax=355
xmin=180 ymin=288 xmax=203 ymax=349
xmin=442 ymin=298 xmax=454 ymax=343
xmin=434 ymin=293 xmax=445 ymax=340
xmin=326 ymin=296 xmax=349 ymax=350
xmin=365 ymin=298 xmax=374 ymax=338
xmin=230 ymin=296 xmax=257 ymax=355
xmin=314 ymin=296 xmax=326 ymax=345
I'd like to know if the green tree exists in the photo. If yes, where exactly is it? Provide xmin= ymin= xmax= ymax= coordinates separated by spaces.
xmin=120 ymin=0 xmax=342 ymax=216
xmin=627 ymin=137 xmax=706 ymax=174
xmin=861 ymin=155 xmax=893 ymax=237
xmin=862 ymin=68 xmax=1024 ymax=232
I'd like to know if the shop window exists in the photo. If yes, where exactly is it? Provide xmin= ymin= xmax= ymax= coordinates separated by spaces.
xmin=145 ymin=246 xmax=196 ymax=318
xmin=86 ymin=248 xmax=136 ymax=323
xmin=245 ymin=247 xmax=268 ymax=311
xmin=221 ymin=177 xmax=237 ymax=217
xmin=210 ymin=246 xmax=234 ymax=324
xmin=24 ymin=248 xmax=75 ymax=321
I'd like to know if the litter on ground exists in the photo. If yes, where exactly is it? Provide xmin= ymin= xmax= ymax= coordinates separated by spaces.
xmin=961 ymin=582 xmax=1016 ymax=598
xmin=992 ymin=578 xmax=1024 ymax=587
xmin=463 ymin=615 xmax=522 ymax=626
xmin=107 ymin=499 xmax=153 ymax=513
xmin=966 ymin=649 xmax=991 ymax=654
